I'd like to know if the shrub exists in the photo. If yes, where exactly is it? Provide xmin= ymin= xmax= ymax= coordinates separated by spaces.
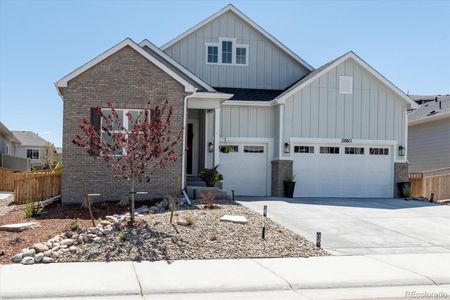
xmin=118 ymin=232 xmax=127 ymax=242
xmin=199 ymin=166 xmax=223 ymax=187
xmin=201 ymin=192 xmax=216 ymax=209
xmin=402 ymin=184 xmax=411 ymax=198
xmin=69 ymin=218 xmax=79 ymax=231
xmin=185 ymin=214 xmax=194 ymax=226
xmin=23 ymin=201 xmax=39 ymax=218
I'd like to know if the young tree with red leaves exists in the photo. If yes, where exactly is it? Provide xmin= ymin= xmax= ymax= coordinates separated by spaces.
xmin=73 ymin=99 xmax=183 ymax=225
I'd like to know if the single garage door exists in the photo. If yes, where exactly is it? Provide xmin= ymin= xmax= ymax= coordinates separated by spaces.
xmin=292 ymin=144 xmax=393 ymax=198
xmin=219 ymin=143 xmax=269 ymax=196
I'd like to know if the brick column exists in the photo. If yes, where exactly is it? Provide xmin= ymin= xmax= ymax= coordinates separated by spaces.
xmin=394 ymin=162 xmax=409 ymax=198
xmin=271 ymin=160 xmax=293 ymax=197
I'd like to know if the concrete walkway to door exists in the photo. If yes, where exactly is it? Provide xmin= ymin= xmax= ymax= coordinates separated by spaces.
xmin=238 ymin=197 xmax=450 ymax=256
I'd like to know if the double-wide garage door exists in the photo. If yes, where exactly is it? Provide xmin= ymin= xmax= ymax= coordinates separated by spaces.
xmin=219 ymin=143 xmax=269 ymax=196
xmin=292 ymin=143 xmax=393 ymax=198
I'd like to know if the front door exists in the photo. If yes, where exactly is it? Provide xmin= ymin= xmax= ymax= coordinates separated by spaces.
xmin=186 ymin=120 xmax=199 ymax=175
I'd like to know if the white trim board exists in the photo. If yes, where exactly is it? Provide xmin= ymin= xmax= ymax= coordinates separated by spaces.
xmin=139 ymin=39 xmax=215 ymax=92
xmin=55 ymin=38 xmax=196 ymax=94
xmin=276 ymin=51 xmax=419 ymax=110
xmin=160 ymin=4 xmax=313 ymax=71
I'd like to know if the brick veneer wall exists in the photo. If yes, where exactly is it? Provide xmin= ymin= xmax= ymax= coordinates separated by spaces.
xmin=271 ymin=160 xmax=293 ymax=197
xmin=60 ymin=46 xmax=187 ymax=204
xmin=394 ymin=162 xmax=409 ymax=198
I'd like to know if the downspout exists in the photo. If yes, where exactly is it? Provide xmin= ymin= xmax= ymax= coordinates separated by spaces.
xmin=181 ymin=89 xmax=198 ymax=193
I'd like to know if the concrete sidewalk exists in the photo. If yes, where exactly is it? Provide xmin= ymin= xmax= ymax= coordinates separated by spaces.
xmin=1 ymin=253 xmax=449 ymax=299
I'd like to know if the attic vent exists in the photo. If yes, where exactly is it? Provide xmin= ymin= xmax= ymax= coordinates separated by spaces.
xmin=339 ymin=76 xmax=353 ymax=94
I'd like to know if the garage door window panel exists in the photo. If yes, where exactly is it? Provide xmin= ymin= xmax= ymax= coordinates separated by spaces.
xmin=244 ymin=146 xmax=264 ymax=153
xmin=345 ymin=147 xmax=365 ymax=155
xmin=370 ymin=148 xmax=389 ymax=155
xmin=320 ymin=146 xmax=340 ymax=154
xmin=294 ymin=146 xmax=314 ymax=153
xmin=220 ymin=145 xmax=239 ymax=153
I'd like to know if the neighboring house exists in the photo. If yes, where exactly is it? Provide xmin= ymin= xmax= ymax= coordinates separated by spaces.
xmin=55 ymin=147 xmax=63 ymax=163
xmin=12 ymin=131 xmax=54 ymax=169
xmin=0 ymin=121 xmax=31 ymax=171
xmin=55 ymin=4 xmax=417 ymax=203
xmin=408 ymin=95 xmax=450 ymax=173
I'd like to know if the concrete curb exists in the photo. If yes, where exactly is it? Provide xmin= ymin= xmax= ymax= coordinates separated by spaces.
xmin=1 ymin=254 xmax=449 ymax=299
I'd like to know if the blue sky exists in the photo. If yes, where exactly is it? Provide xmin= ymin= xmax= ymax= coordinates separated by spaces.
xmin=1 ymin=0 xmax=449 ymax=147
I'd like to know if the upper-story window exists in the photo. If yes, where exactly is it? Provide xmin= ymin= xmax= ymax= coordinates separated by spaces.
xmin=27 ymin=149 xmax=39 ymax=159
xmin=207 ymin=46 xmax=218 ymax=63
xmin=206 ymin=38 xmax=248 ymax=66
xmin=221 ymin=41 xmax=232 ymax=64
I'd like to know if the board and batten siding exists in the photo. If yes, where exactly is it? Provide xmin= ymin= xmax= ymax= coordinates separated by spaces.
xmin=282 ymin=58 xmax=407 ymax=160
xmin=164 ymin=11 xmax=309 ymax=90
xmin=221 ymin=105 xmax=275 ymax=138
xmin=408 ymin=118 xmax=450 ymax=172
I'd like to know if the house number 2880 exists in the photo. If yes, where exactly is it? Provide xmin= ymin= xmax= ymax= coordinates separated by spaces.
xmin=341 ymin=139 xmax=352 ymax=143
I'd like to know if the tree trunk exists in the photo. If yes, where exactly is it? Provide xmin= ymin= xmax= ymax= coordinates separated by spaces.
xmin=130 ymin=178 xmax=135 ymax=226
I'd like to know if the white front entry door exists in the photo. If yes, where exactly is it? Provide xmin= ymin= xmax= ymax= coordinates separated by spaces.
xmin=292 ymin=143 xmax=393 ymax=198
xmin=219 ymin=143 xmax=269 ymax=196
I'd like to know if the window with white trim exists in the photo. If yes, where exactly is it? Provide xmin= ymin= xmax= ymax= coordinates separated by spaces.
xmin=26 ymin=149 xmax=39 ymax=159
xmin=345 ymin=147 xmax=364 ymax=155
xmin=205 ymin=38 xmax=249 ymax=66
xmin=370 ymin=148 xmax=389 ymax=155
xmin=207 ymin=46 xmax=218 ymax=63
xmin=294 ymin=146 xmax=314 ymax=153
xmin=320 ymin=146 xmax=340 ymax=154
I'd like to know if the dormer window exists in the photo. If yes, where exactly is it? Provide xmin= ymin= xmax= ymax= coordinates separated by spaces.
xmin=206 ymin=38 xmax=248 ymax=66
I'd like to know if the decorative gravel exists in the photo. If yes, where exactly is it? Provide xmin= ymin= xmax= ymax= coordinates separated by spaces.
xmin=59 ymin=201 xmax=328 ymax=262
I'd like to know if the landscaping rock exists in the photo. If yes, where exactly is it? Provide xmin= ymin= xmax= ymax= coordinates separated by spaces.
xmin=176 ymin=219 xmax=190 ymax=226
xmin=100 ymin=220 xmax=111 ymax=227
xmin=21 ymin=248 xmax=35 ymax=257
xmin=0 ymin=222 xmax=40 ymax=232
xmin=102 ymin=226 xmax=113 ymax=235
xmin=65 ymin=231 xmax=73 ymax=238
xmin=43 ymin=250 xmax=52 ymax=257
xmin=219 ymin=215 xmax=248 ymax=224
xmin=11 ymin=253 xmax=23 ymax=263
xmin=42 ymin=257 xmax=54 ymax=264
xmin=21 ymin=256 xmax=34 ymax=265
xmin=35 ymin=253 xmax=44 ymax=262
xmin=60 ymin=245 xmax=68 ymax=249
xmin=51 ymin=245 xmax=60 ymax=252
xmin=33 ymin=243 xmax=49 ymax=253
xmin=87 ymin=227 xmax=97 ymax=234
xmin=51 ymin=251 xmax=60 ymax=259
xmin=106 ymin=216 xmax=118 ymax=223
xmin=69 ymin=246 xmax=77 ymax=253
xmin=60 ymin=239 xmax=75 ymax=246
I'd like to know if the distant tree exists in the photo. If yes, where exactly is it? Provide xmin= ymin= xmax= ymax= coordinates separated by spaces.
xmin=73 ymin=99 xmax=183 ymax=225
xmin=41 ymin=143 xmax=57 ymax=170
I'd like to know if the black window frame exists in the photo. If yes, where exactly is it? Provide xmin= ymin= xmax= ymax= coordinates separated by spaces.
xmin=243 ymin=145 xmax=264 ymax=153
xmin=221 ymin=41 xmax=233 ymax=64
xmin=345 ymin=147 xmax=365 ymax=155
xmin=207 ymin=46 xmax=218 ymax=63
xmin=319 ymin=146 xmax=340 ymax=154
xmin=294 ymin=146 xmax=314 ymax=153
xmin=369 ymin=148 xmax=389 ymax=155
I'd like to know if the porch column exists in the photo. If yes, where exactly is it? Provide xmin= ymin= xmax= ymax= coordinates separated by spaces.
xmin=214 ymin=107 xmax=220 ymax=166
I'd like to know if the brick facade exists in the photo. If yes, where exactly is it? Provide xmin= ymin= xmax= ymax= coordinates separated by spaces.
xmin=60 ymin=46 xmax=187 ymax=204
xmin=271 ymin=160 xmax=293 ymax=197
xmin=393 ymin=162 xmax=409 ymax=198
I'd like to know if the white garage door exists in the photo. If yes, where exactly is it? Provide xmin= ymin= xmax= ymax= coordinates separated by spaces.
xmin=219 ymin=143 xmax=269 ymax=196
xmin=292 ymin=143 xmax=393 ymax=198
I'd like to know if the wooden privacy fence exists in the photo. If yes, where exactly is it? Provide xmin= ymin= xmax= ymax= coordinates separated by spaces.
xmin=409 ymin=167 xmax=450 ymax=200
xmin=0 ymin=167 xmax=18 ymax=191
xmin=14 ymin=169 xmax=61 ymax=204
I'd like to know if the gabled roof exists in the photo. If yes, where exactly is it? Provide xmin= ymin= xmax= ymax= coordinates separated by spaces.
xmin=55 ymin=38 xmax=198 ymax=96
xmin=138 ymin=39 xmax=215 ymax=92
xmin=12 ymin=131 xmax=50 ymax=147
xmin=0 ymin=122 xmax=20 ymax=144
xmin=160 ymin=4 xmax=314 ymax=72
xmin=275 ymin=51 xmax=419 ymax=109
xmin=409 ymin=95 xmax=450 ymax=125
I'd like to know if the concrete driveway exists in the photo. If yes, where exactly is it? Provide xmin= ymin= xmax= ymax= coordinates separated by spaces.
xmin=238 ymin=197 xmax=450 ymax=256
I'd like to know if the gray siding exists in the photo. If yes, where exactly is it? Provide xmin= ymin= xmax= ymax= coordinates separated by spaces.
xmin=164 ymin=11 xmax=309 ymax=90
xmin=283 ymin=58 xmax=407 ymax=160
xmin=408 ymin=118 xmax=450 ymax=172
xmin=221 ymin=105 xmax=275 ymax=138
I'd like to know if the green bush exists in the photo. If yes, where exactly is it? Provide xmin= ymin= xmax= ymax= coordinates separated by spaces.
xmin=69 ymin=218 xmax=79 ymax=231
xmin=23 ymin=201 xmax=39 ymax=218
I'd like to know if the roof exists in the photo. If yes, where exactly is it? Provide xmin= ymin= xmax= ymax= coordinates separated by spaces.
xmin=409 ymin=94 xmax=450 ymax=104
xmin=214 ymin=87 xmax=283 ymax=101
xmin=160 ymin=4 xmax=314 ymax=72
xmin=408 ymin=95 xmax=450 ymax=125
xmin=0 ymin=122 xmax=20 ymax=144
xmin=55 ymin=38 xmax=198 ymax=96
xmin=11 ymin=131 xmax=50 ymax=147
xmin=139 ymin=39 xmax=215 ymax=92
xmin=275 ymin=51 xmax=419 ymax=109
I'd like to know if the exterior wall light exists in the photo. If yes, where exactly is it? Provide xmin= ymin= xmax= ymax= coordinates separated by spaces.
xmin=208 ymin=142 xmax=214 ymax=152
xmin=398 ymin=145 xmax=405 ymax=157
xmin=284 ymin=142 xmax=290 ymax=153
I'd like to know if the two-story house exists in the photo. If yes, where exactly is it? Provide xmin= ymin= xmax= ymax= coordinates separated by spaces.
xmin=56 ymin=4 xmax=417 ymax=203
xmin=0 ymin=122 xmax=31 ymax=171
